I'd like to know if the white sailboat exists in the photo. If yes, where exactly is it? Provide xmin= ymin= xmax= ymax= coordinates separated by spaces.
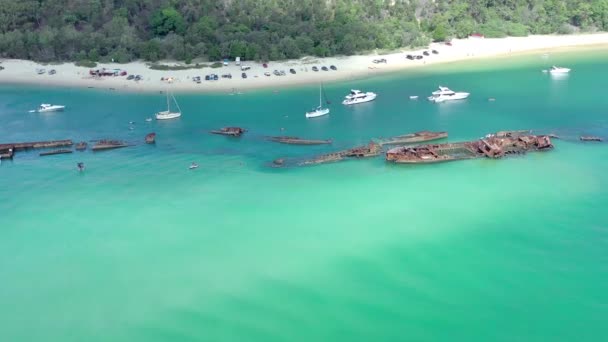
xmin=156 ymin=89 xmax=181 ymax=120
xmin=306 ymin=84 xmax=330 ymax=118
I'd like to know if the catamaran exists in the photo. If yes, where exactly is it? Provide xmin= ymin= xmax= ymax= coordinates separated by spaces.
xmin=427 ymin=86 xmax=469 ymax=103
xmin=29 ymin=104 xmax=65 ymax=113
xmin=342 ymin=89 xmax=377 ymax=105
xmin=306 ymin=84 xmax=330 ymax=118
xmin=156 ymin=89 xmax=181 ymax=120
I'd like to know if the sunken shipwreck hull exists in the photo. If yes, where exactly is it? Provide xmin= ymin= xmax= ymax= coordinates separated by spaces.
xmin=299 ymin=141 xmax=382 ymax=165
xmin=378 ymin=131 xmax=448 ymax=146
xmin=210 ymin=127 xmax=247 ymax=137
xmin=386 ymin=132 xmax=553 ymax=164
xmin=267 ymin=136 xmax=332 ymax=145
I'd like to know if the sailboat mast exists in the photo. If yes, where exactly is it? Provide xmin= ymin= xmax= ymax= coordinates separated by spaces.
xmin=166 ymin=89 xmax=170 ymax=111
xmin=319 ymin=84 xmax=323 ymax=107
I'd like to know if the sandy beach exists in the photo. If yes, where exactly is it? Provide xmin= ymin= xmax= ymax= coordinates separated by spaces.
xmin=1 ymin=33 xmax=607 ymax=93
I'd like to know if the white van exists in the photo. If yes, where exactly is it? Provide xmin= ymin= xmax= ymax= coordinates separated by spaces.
xmin=235 ymin=57 xmax=241 ymax=66
xmin=241 ymin=65 xmax=251 ymax=71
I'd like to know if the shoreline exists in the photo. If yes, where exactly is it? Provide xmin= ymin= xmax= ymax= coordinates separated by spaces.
xmin=1 ymin=33 xmax=608 ymax=94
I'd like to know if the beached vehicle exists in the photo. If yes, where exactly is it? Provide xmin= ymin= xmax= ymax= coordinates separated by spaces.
xmin=372 ymin=58 xmax=387 ymax=64
xmin=416 ymin=55 xmax=423 ymax=60
xmin=155 ymin=90 xmax=181 ymax=120
xmin=312 ymin=66 xmax=319 ymax=72
xmin=127 ymin=75 xmax=135 ymax=80
xmin=36 ymin=68 xmax=46 ymax=74
xmin=330 ymin=65 xmax=337 ymax=70
xmin=428 ymin=86 xmax=469 ymax=103
xmin=29 ymin=104 xmax=65 ymax=113
xmin=432 ymin=50 xmax=439 ymax=54
xmin=306 ymin=84 xmax=330 ymax=118
xmin=289 ymin=69 xmax=296 ymax=74
xmin=423 ymin=51 xmax=430 ymax=56
xmin=241 ymin=72 xmax=247 ymax=79
xmin=264 ymin=72 xmax=271 ymax=76
xmin=406 ymin=55 xmax=414 ymax=60
xmin=549 ymin=66 xmax=570 ymax=74
xmin=48 ymin=69 xmax=56 ymax=75
xmin=321 ymin=66 xmax=328 ymax=71
xmin=221 ymin=74 xmax=232 ymax=79
xmin=134 ymin=75 xmax=143 ymax=81
xmin=210 ymin=127 xmax=247 ymax=137
xmin=342 ymin=89 xmax=377 ymax=105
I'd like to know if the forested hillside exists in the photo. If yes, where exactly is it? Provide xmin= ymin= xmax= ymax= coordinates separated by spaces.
xmin=0 ymin=0 xmax=606 ymax=63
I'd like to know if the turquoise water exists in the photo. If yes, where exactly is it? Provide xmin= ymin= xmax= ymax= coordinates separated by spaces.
xmin=1 ymin=50 xmax=608 ymax=341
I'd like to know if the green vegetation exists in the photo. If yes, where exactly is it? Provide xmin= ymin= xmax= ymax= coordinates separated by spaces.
xmin=148 ymin=63 xmax=208 ymax=71
xmin=0 ymin=0 xmax=605 ymax=63
xmin=75 ymin=60 xmax=97 ymax=68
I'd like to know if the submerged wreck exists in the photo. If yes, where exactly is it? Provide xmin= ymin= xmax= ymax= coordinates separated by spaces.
xmin=0 ymin=146 xmax=14 ymax=159
xmin=377 ymin=131 xmax=448 ymax=146
xmin=580 ymin=135 xmax=602 ymax=142
xmin=210 ymin=127 xmax=247 ymax=137
xmin=267 ymin=136 xmax=332 ymax=145
xmin=145 ymin=132 xmax=156 ymax=144
xmin=0 ymin=139 xmax=73 ymax=152
xmin=91 ymin=140 xmax=129 ymax=151
xmin=300 ymin=141 xmax=382 ymax=165
xmin=40 ymin=149 xmax=73 ymax=156
xmin=386 ymin=131 xmax=553 ymax=164
xmin=75 ymin=141 xmax=88 ymax=151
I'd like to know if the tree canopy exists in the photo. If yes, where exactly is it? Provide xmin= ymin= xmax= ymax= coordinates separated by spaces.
xmin=0 ymin=0 xmax=605 ymax=63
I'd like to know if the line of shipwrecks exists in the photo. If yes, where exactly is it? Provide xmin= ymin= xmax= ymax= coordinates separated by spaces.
xmin=0 ymin=133 xmax=156 ymax=160
xmin=1 ymin=125 xmax=602 ymax=167
xmin=287 ymin=130 xmax=561 ymax=166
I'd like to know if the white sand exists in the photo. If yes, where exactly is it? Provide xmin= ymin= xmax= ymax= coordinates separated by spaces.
xmin=1 ymin=33 xmax=607 ymax=93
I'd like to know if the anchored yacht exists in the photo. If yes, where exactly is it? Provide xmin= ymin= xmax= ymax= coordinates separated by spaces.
xmin=29 ymin=104 xmax=65 ymax=113
xmin=549 ymin=66 xmax=570 ymax=74
xmin=342 ymin=89 xmax=377 ymax=105
xmin=428 ymin=86 xmax=469 ymax=103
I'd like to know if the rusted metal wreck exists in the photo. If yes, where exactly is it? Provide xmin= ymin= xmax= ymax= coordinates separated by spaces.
xmin=386 ymin=131 xmax=553 ymax=164
xmin=91 ymin=140 xmax=129 ymax=151
xmin=210 ymin=127 xmax=247 ymax=137
xmin=376 ymin=131 xmax=448 ymax=146
xmin=267 ymin=136 xmax=332 ymax=145
xmin=299 ymin=141 xmax=382 ymax=165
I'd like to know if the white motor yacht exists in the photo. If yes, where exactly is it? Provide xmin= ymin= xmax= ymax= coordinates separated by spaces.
xmin=30 ymin=104 xmax=65 ymax=113
xmin=428 ymin=86 xmax=469 ymax=103
xmin=549 ymin=66 xmax=570 ymax=74
xmin=342 ymin=89 xmax=377 ymax=105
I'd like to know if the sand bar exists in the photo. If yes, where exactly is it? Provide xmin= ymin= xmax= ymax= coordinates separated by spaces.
xmin=1 ymin=33 xmax=607 ymax=93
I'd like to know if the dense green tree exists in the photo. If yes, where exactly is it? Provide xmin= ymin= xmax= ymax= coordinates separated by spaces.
xmin=0 ymin=0 xmax=606 ymax=63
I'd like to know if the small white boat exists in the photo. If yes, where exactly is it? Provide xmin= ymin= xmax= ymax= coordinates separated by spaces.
xmin=427 ymin=86 xmax=469 ymax=103
xmin=306 ymin=84 xmax=330 ymax=118
xmin=156 ymin=90 xmax=181 ymax=120
xmin=549 ymin=66 xmax=570 ymax=74
xmin=29 ymin=103 xmax=65 ymax=113
xmin=145 ymin=118 xmax=152 ymax=122
xmin=342 ymin=89 xmax=377 ymax=105
xmin=189 ymin=163 xmax=199 ymax=170
xmin=409 ymin=95 xmax=419 ymax=100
